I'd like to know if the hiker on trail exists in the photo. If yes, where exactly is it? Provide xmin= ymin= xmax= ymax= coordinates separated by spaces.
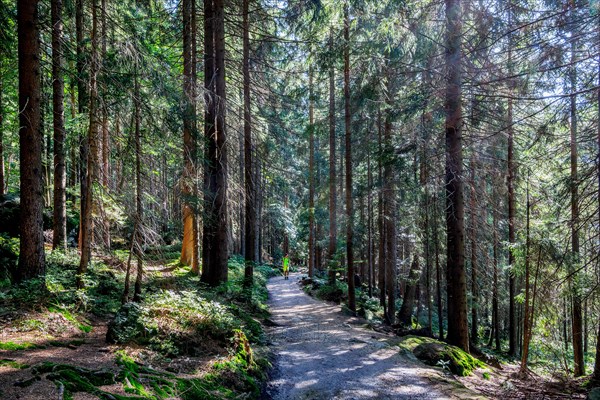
xmin=283 ymin=254 xmax=290 ymax=280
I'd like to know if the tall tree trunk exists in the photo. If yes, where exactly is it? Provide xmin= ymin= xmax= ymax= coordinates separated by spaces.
xmin=17 ymin=0 xmax=45 ymax=282
xmin=377 ymin=109 xmax=386 ymax=308
xmin=469 ymin=155 xmax=478 ymax=343
xmin=343 ymin=3 xmax=355 ymax=312
xmin=520 ymin=176 xmax=532 ymax=374
xmin=492 ymin=183 xmax=500 ymax=352
xmin=76 ymin=0 xmax=88 ymax=252
xmin=507 ymin=1 xmax=517 ymax=357
xmin=52 ymin=0 xmax=67 ymax=250
xmin=0 ymin=77 xmax=5 ymax=196
xmin=594 ymin=18 xmax=600 ymax=383
xmin=308 ymin=63 xmax=315 ymax=278
xmin=444 ymin=0 xmax=469 ymax=351
xmin=77 ymin=0 xmax=100 ymax=288
xmin=328 ymin=27 xmax=337 ymax=284
xmin=243 ymin=0 xmax=257 ymax=286
xmin=367 ymin=148 xmax=373 ymax=297
xmin=133 ymin=71 xmax=143 ymax=302
xmin=569 ymin=8 xmax=584 ymax=375
xmin=434 ymin=194 xmax=443 ymax=340
xmin=383 ymin=72 xmax=396 ymax=324
xmin=202 ymin=0 xmax=228 ymax=286
xmin=180 ymin=0 xmax=198 ymax=272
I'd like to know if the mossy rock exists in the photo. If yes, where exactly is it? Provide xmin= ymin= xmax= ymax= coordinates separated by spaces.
xmin=413 ymin=341 xmax=484 ymax=376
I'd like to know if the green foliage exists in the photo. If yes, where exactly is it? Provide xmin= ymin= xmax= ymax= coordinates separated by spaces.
xmin=0 ymin=233 xmax=18 ymax=280
xmin=0 ymin=341 xmax=39 ymax=351
xmin=0 ymin=358 xmax=29 ymax=369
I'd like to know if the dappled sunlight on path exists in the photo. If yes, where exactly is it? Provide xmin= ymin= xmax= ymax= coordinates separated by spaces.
xmin=264 ymin=274 xmax=451 ymax=399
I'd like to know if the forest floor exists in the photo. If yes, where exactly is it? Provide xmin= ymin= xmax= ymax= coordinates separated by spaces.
xmin=263 ymin=273 xmax=485 ymax=400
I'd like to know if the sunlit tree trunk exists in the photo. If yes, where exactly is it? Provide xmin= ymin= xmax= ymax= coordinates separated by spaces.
xmin=444 ymin=0 xmax=469 ymax=351
xmin=17 ymin=0 xmax=45 ymax=282
xmin=383 ymin=71 xmax=396 ymax=324
xmin=520 ymin=177 xmax=532 ymax=374
xmin=180 ymin=0 xmax=199 ymax=273
xmin=308 ymin=63 xmax=315 ymax=278
xmin=52 ymin=0 xmax=67 ymax=250
xmin=343 ymin=3 xmax=355 ymax=312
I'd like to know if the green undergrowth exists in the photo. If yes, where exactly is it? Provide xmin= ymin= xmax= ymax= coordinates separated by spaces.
xmin=0 ymin=358 xmax=29 ymax=369
xmin=0 ymin=341 xmax=39 ymax=351
xmin=108 ymin=256 xmax=275 ymax=359
xmin=400 ymin=335 xmax=485 ymax=376
xmin=31 ymin=333 xmax=264 ymax=400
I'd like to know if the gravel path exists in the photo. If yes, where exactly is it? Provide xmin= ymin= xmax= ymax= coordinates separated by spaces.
xmin=264 ymin=274 xmax=453 ymax=400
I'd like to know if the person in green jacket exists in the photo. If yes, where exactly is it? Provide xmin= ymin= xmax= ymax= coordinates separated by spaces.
xmin=283 ymin=254 xmax=290 ymax=280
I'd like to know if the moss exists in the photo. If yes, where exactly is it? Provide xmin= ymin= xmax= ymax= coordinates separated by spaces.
xmin=444 ymin=346 xmax=485 ymax=376
xmin=410 ymin=337 xmax=485 ymax=376
xmin=398 ymin=335 xmax=440 ymax=353
xmin=482 ymin=372 xmax=491 ymax=380
xmin=0 ymin=341 xmax=38 ymax=350
xmin=0 ymin=359 xmax=29 ymax=369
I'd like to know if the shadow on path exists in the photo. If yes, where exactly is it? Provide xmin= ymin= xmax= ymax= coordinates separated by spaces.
xmin=264 ymin=274 xmax=452 ymax=400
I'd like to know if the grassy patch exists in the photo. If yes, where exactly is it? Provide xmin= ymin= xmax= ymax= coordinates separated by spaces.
xmin=0 ymin=359 xmax=29 ymax=369
xmin=0 ymin=341 xmax=38 ymax=351
xmin=48 ymin=306 xmax=93 ymax=333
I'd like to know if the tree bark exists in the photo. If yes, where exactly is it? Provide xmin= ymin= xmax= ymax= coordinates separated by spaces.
xmin=378 ymin=108 xmax=386 ymax=309
xmin=492 ymin=183 xmax=500 ymax=352
xmin=77 ymin=0 xmax=100 ymax=288
xmin=469 ymin=155 xmax=478 ymax=343
xmin=507 ymin=1 xmax=517 ymax=356
xmin=399 ymin=257 xmax=420 ymax=325
xmin=201 ymin=0 xmax=228 ymax=286
xmin=328 ymin=27 xmax=337 ymax=284
xmin=52 ymin=0 xmax=67 ymax=250
xmin=344 ymin=3 xmax=355 ymax=312
xmin=133 ymin=71 xmax=143 ymax=302
xmin=0 ymin=77 xmax=5 ymax=196
xmin=17 ymin=0 xmax=45 ymax=282
xmin=444 ymin=0 xmax=469 ymax=351
xmin=569 ymin=7 xmax=584 ymax=375
xmin=180 ymin=0 xmax=198 ymax=272
xmin=383 ymin=71 xmax=396 ymax=324
xmin=243 ymin=0 xmax=257 ymax=286
xmin=308 ymin=63 xmax=315 ymax=278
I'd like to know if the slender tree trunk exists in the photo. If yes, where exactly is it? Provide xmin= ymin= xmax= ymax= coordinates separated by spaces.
xmin=594 ymin=19 xmax=600 ymax=383
xmin=308 ymin=63 xmax=315 ymax=278
xmin=367 ymin=148 xmax=373 ymax=297
xmin=520 ymin=177 xmax=532 ymax=374
xmin=383 ymin=75 xmax=396 ymax=324
xmin=343 ymin=3 xmax=355 ymax=312
xmin=469 ymin=155 xmax=478 ymax=343
xmin=133 ymin=72 xmax=143 ymax=302
xmin=492 ymin=184 xmax=500 ymax=351
xmin=377 ymin=109 xmax=386 ymax=308
xmin=444 ymin=0 xmax=469 ymax=352
xmin=243 ymin=0 xmax=257 ymax=286
xmin=507 ymin=3 xmax=517 ymax=356
xmin=569 ymin=10 xmax=584 ymax=375
xmin=52 ymin=0 xmax=67 ymax=250
xmin=17 ymin=0 xmax=45 ymax=282
xmin=0 ymin=77 xmax=5 ymax=196
xmin=328 ymin=27 xmax=337 ymax=284
xmin=77 ymin=0 xmax=100 ymax=288
xmin=202 ymin=0 xmax=228 ymax=285
xmin=76 ymin=0 xmax=88 ymax=252
xmin=181 ymin=0 xmax=198 ymax=272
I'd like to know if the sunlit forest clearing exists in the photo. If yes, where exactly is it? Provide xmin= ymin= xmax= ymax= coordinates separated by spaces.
xmin=1 ymin=0 xmax=600 ymax=398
